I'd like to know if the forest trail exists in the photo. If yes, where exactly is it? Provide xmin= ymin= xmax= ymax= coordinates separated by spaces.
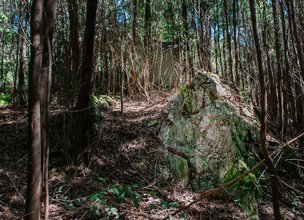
xmin=0 ymin=93 xmax=246 ymax=219
xmin=89 ymin=92 xmax=171 ymax=184
xmin=0 ymin=92 xmax=301 ymax=219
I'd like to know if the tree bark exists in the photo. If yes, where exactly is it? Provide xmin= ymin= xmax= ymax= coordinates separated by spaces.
xmin=288 ymin=0 xmax=304 ymax=148
xmin=249 ymin=0 xmax=281 ymax=219
xmin=144 ymin=0 xmax=151 ymax=52
xmin=74 ymin=0 xmax=98 ymax=162
xmin=18 ymin=7 xmax=28 ymax=106
xmin=280 ymin=0 xmax=292 ymax=134
xmin=182 ymin=0 xmax=193 ymax=77
xmin=41 ymin=1 xmax=57 ymax=219
xmin=25 ymin=0 xmax=44 ymax=219
xmin=272 ymin=0 xmax=283 ymax=131
xmin=233 ymin=0 xmax=240 ymax=86
xmin=262 ymin=6 xmax=277 ymax=124
xmin=132 ymin=0 xmax=137 ymax=46
xmin=223 ymin=0 xmax=233 ymax=83
xmin=68 ymin=0 xmax=80 ymax=77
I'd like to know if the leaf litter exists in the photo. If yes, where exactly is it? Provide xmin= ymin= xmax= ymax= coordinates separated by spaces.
xmin=0 ymin=92 xmax=303 ymax=219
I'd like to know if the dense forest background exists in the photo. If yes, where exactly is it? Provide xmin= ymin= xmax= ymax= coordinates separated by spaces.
xmin=1 ymin=0 xmax=303 ymax=138
xmin=0 ymin=0 xmax=304 ymax=219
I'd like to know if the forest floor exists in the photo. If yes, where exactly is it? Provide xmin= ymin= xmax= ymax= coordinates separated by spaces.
xmin=0 ymin=92 xmax=304 ymax=219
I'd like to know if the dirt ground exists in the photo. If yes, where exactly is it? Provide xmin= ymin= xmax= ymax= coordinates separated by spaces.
xmin=0 ymin=92 xmax=303 ymax=219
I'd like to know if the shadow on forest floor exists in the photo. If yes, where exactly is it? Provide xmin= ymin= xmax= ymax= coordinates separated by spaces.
xmin=1 ymin=92 xmax=304 ymax=219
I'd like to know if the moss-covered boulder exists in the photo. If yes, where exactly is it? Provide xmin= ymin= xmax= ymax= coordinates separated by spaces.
xmin=91 ymin=95 xmax=115 ymax=111
xmin=90 ymin=95 xmax=115 ymax=133
xmin=159 ymin=72 xmax=260 ymax=218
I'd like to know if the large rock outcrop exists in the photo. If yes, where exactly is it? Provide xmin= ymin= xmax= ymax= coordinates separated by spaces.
xmin=159 ymin=72 xmax=260 ymax=217
xmin=159 ymin=73 xmax=259 ymax=219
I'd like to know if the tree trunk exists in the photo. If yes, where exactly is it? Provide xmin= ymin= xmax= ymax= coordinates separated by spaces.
xmin=280 ymin=0 xmax=292 ymax=134
xmin=217 ymin=17 xmax=224 ymax=78
xmin=233 ymin=0 xmax=240 ymax=86
xmin=18 ymin=8 xmax=28 ymax=106
xmin=214 ymin=24 xmax=218 ymax=74
xmin=25 ymin=0 xmax=44 ymax=218
xmin=68 ymin=0 xmax=80 ymax=77
xmin=262 ymin=7 xmax=277 ymax=124
xmin=182 ymin=0 xmax=193 ymax=77
xmin=132 ymin=0 xmax=137 ymax=46
xmin=223 ymin=0 xmax=233 ymax=83
xmin=144 ymin=0 xmax=151 ymax=52
xmin=196 ymin=0 xmax=203 ymax=69
xmin=288 ymin=0 xmax=304 ymax=148
xmin=222 ymin=22 xmax=228 ymax=80
xmin=272 ymin=0 xmax=283 ymax=131
xmin=74 ymin=0 xmax=98 ymax=162
xmin=40 ymin=1 xmax=57 ymax=219
xmin=249 ymin=0 xmax=281 ymax=219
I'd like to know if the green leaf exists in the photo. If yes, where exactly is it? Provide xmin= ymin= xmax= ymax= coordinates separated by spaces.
xmin=170 ymin=202 xmax=178 ymax=208
xmin=97 ymin=177 xmax=106 ymax=183
xmin=149 ymin=204 xmax=158 ymax=210
xmin=132 ymin=193 xmax=142 ymax=208
xmin=0 ymin=13 xmax=8 ymax=21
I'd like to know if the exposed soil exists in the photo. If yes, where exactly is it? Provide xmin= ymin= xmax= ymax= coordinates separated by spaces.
xmin=0 ymin=92 xmax=304 ymax=219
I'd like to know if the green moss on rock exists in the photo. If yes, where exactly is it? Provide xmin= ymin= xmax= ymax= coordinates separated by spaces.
xmin=159 ymin=72 xmax=260 ymax=219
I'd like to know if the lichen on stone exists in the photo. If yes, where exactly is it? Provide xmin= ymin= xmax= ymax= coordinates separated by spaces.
xmin=159 ymin=71 xmax=260 ymax=219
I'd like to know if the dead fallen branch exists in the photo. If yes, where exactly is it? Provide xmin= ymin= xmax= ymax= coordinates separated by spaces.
xmin=162 ymin=131 xmax=304 ymax=220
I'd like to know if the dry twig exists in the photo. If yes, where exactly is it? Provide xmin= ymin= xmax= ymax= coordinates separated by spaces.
xmin=6 ymin=172 xmax=25 ymax=203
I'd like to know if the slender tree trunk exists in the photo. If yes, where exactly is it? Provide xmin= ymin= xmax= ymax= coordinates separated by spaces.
xmin=205 ymin=9 xmax=212 ymax=72
xmin=249 ymin=1 xmax=281 ymax=219
xmin=217 ymin=19 xmax=224 ymax=77
xmin=74 ymin=0 xmax=98 ymax=162
xmin=222 ymin=23 xmax=228 ymax=80
xmin=14 ymin=32 xmax=19 ymax=99
xmin=196 ymin=0 xmax=203 ymax=69
xmin=214 ymin=24 xmax=218 ymax=74
xmin=280 ymin=0 xmax=292 ymax=134
xmin=289 ymin=0 xmax=304 ymax=148
xmin=285 ymin=0 xmax=298 ymax=129
xmin=68 ymin=0 xmax=80 ymax=77
xmin=233 ymin=0 xmax=240 ymax=86
xmin=182 ymin=0 xmax=193 ymax=77
xmin=223 ymin=0 xmax=233 ymax=83
xmin=144 ymin=0 xmax=151 ymax=52
xmin=40 ymin=1 xmax=57 ymax=219
xmin=25 ymin=0 xmax=44 ymax=219
xmin=143 ymin=0 xmax=151 ymax=92
xmin=272 ymin=0 xmax=283 ymax=131
xmin=19 ymin=10 xmax=28 ymax=106
xmin=132 ymin=0 xmax=137 ymax=46
xmin=241 ymin=9 xmax=250 ymax=91
xmin=262 ymin=8 xmax=277 ymax=124
xmin=120 ymin=0 xmax=126 ymax=114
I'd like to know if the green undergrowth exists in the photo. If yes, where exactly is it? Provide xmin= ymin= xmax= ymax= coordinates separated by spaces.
xmin=224 ymin=162 xmax=263 ymax=219
xmin=86 ymin=177 xmax=185 ymax=219
xmin=0 ymin=92 xmax=12 ymax=106
xmin=86 ymin=177 xmax=142 ymax=219
xmin=89 ymin=95 xmax=115 ymax=134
